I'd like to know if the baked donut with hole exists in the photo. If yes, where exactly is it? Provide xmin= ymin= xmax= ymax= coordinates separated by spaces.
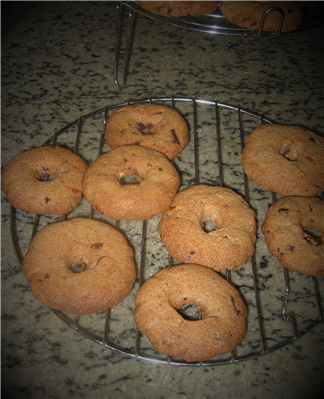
xmin=261 ymin=196 xmax=324 ymax=276
xmin=158 ymin=184 xmax=256 ymax=271
xmin=105 ymin=103 xmax=189 ymax=160
xmin=21 ymin=218 xmax=137 ymax=315
xmin=82 ymin=145 xmax=181 ymax=220
xmin=1 ymin=146 xmax=87 ymax=215
xmin=241 ymin=124 xmax=324 ymax=196
xmin=134 ymin=263 xmax=247 ymax=362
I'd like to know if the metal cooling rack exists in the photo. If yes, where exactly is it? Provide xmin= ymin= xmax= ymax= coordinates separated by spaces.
xmin=10 ymin=97 xmax=324 ymax=366
xmin=114 ymin=2 xmax=324 ymax=88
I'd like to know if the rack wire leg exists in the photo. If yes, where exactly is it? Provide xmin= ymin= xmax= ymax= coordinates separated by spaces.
xmin=114 ymin=3 xmax=136 ymax=89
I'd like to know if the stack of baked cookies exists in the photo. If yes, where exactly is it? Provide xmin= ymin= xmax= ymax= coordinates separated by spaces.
xmin=2 ymin=102 xmax=323 ymax=362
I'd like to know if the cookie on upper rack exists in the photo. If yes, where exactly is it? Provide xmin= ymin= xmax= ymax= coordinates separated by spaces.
xmin=138 ymin=1 xmax=218 ymax=17
xmin=219 ymin=1 xmax=303 ymax=32
xmin=241 ymin=124 xmax=324 ymax=197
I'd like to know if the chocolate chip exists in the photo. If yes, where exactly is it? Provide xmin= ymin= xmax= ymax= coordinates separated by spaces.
xmin=137 ymin=122 xmax=146 ymax=131
xmin=132 ymin=141 xmax=141 ymax=145
xmin=287 ymin=245 xmax=295 ymax=252
xmin=183 ymin=297 xmax=187 ymax=300
xmin=45 ymin=197 xmax=50 ymax=203
xmin=309 ymin=137 xmax=315 ymax=143
xmin=137 ymin=122 xmax=154 ymax=135
xmin=190 ymin=251 xmax=195 ymax=255
xmin=170 ymin=129 xmax=180 ymax=145
xmin=91 ymin=242 xmax=103 ymax=249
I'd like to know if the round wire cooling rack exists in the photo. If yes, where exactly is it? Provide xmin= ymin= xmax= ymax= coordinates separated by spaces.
xmin=114 ymin=2 xmax=324 ymax=88
xmin=10 ymin=97 xmax=324 ymax=366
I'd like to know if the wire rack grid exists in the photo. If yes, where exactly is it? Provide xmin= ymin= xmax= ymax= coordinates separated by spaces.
xmin=10 ymin=97 xmax=324 ymax=366
xmin=114 ymin=2 xmax=324 ymax=88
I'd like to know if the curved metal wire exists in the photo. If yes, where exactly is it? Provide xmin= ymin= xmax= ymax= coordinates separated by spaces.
xmin=114 ymin=2 xmax=324 ymax=87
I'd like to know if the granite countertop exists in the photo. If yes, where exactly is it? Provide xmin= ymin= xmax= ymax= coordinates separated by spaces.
xmin=1 ymin=2 xmax=324 ymax=398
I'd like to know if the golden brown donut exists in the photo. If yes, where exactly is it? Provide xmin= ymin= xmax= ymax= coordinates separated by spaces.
xmin=134 ymin=263 xmax=248 ymax=362
xmin=1 ymin=146 xmax=87 ymax=215
xmin=261 ymin=196 xmax=324 ymax=276
xmin=241 ymin=124 xmax=324 ymax=197
xmin=138 ymin=1 xmax=218 ymax=17
xmin=82 ymin=145 xmax=181 ymax=220
xmin=21 ymin=218 xmax=137 ymax=315
xmin=219 ymin=1 xmax=303 ymax=32
xmin=105 ymin=103 xmax=189 ymax=160
xmin=158 ymin=184 xmax=256 ymax=271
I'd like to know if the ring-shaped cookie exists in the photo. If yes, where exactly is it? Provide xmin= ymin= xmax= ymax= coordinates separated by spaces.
xmin=261 ymin=196 xmax=324 ymax=276
xmin=158 ymin=184 xmax=256 ymax=271
xmin=241 ymin=124 xmax=324 ymax=196
xmin=82 ymin=145 xmax=181 ymax=220
xmin=138 ymin=1 xmax=218 ymax=17
xmin=219 ymin=1 xmax=303 ymax=32
xmin=21 ymin=218 xmax=137 ymax=315
xmin=134 ymin=263 xmax=247 ymax=362
xmin=105 ymin=103 xmax=189 ymax=160
xmin=1 ymin=146 xmax=87 ymax=215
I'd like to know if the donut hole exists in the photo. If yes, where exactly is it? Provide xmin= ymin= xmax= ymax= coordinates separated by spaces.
xmin=305 ymin=228 xmax=322 ymax=239
xmin=279 ymin=142 xmax=302 ymax=161
xmin=304 ymin=228 xmax=323 ymax=246
xmin=203 ymin=219 xmax=217 ymax=233
xmin=120 ymin=173 xmax=143 ymax=185
xmin=177 ymin=304 xmax=201 ymax=321
xmin=39 ymin=173 xmax=55 ymax=182
xmin=70 ymin=261 xmax=87 ymax=273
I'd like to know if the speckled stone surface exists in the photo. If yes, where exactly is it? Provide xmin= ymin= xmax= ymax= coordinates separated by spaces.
xmin=1 ymin=2 xmax=324 ymax=399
